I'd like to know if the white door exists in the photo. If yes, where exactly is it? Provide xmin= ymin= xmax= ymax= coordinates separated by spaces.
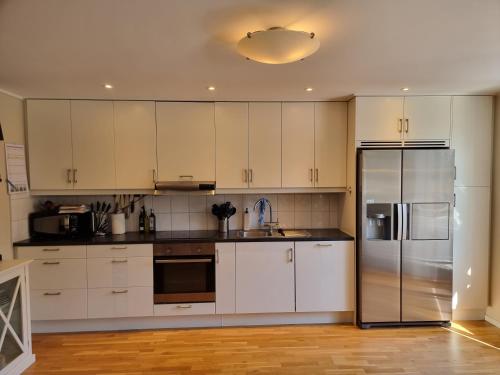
xmin=314 ymin=102 xmax=347 ymax=187
xmin=156 ymin=102 xmax=215 ymax=181
xmin=235 ymin=242 xmax=295 ymax=313
xmin=215 ymin=243 xmax=236 ymax=314
xmin=451 ymin=96 xmax=493 ymax=187
xmin=26 ymin=100 xmax=74 ymax=190
xmin=403 ymin=96 xmax=451 ymax=140
xmin=71 ymin=100 xmax=116 ymax=189
xmin=114 ymin=101 xmax=157 ymax=189
xmin=295 ymin=241 xmax=354 ymax=312
xmin=282 ymin=102 xmax=314 ymax=188
xmin=355 ymin=97 xmax=404 ymax=141
xmin=453 ymin=187 xmax=490 ymax=312
xmin=215 ymin=103 xmax=248 ymax=189
xmin=249 ymin=102 xmax=282 ymax=188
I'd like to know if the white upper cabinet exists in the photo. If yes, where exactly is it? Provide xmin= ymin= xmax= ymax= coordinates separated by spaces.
xmin=26 ymin=100 xmax=74 ymax=190
xmin=249 ymin=102 xmax=282 ymax=188
xmin=235 ymin=242 xmax=295 ymax=313
xmin=114 ymin=101 xmax=157 ymax=189
xmin=156 ymin=102 xmax=215 ymax=182
xmin=451 ymin=96 xmax=493 ymax=187
xmin=215 ymin=102 xmax=249 ymax=189
xmin=295 ymin=241 xmax=354 ymax=312
xmin=282 ymin=102 xmax=315 ymax=188
xmin=314 ymin=102 xmax=347 ymax=187
xmin=355 ymin=97 xmax=404 ymax=141
xmin=403 ymin=96 xmax=451 ymax=140
xmin=71 ymin=100 xmax=116 ymax=189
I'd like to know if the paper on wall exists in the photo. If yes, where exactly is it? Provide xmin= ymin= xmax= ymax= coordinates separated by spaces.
xmin=5 ymin=143 xmax=29 ymax=196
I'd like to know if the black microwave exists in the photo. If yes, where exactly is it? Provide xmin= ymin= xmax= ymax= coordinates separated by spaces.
xmin=29 ymin=211 xmax=94 ymax=239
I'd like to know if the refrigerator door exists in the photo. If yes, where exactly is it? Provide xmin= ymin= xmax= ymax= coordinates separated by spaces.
xmin=359 ymin=150 xmax=402 ymax=323
xmin=401 ymin=149 xmax=454 ymax=322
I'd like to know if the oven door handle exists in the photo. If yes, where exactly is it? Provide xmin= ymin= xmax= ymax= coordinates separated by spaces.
xmin=154 ymin=259 xmax=213 ymax=264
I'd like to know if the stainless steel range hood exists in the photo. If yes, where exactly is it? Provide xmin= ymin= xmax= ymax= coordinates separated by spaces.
xmin=154 ymin=181 xmax=216 ymax=193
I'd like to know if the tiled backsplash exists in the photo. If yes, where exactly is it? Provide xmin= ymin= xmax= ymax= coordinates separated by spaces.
xmin=10 ymin=195 xmax=35 ymax=242
xmin=34 ymin=193 xmax=341 ymax=233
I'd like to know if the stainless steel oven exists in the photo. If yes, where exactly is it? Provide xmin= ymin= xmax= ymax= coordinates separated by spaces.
xmin=153 ymin=243 xmax=215 ymax=304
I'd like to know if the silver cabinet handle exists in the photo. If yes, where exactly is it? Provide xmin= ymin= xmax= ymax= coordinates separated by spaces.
xmin=111 ymin=246 xmax=127 ymax=250
xmin=112 ymin=290 xmax=128 ymax=294
xmin=43 ymin=248 xmax=60 ymax=252
xmin=67 ymin=169 xmax=72 ymax=184
xmin=316 ymin=243 xmax=333 ymax=247
xmin=215 ymin=249 xmax=220 ymax=264
xmin=44 ymin=292 xmax=61 ymax=296
xmin=249 ymin=169 xmax=253 ymax=183
xmin=398 ymin=119 xmax=403 ymax=133
xmin=179 ymin=175 xmax=194 ymax=180
xmin=309 ymin=168 xmax=313 ymax=183
xmin=72 ymin=169 xmax=78 ymax=183
xmin=243 ymin=169 xmax=248 ymax=183
xmin=111 ymin=259 xmax=128 ymax=263
xmin=315 ymin=168 xmax=319 ymax=183
xmin=42 ymin=261 xmax=60 ymax=265
xmin=402 ymin=203 xmax=409 ymax=240
xmin=153 ymin=169 xmax=157 ymax=183
xmin=176 ymin=304 xmax=192 ymax=309
xmin=404 ymin=118 xmax=409 ymax=133
xmin=288 ymin=248 xmax=293 ymax=263
xmin=155 ymin=259 xmax=212 ymax=264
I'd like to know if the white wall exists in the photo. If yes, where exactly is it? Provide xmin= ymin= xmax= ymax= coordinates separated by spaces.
xmin=487 ymin=96 xmax=500 ymax=324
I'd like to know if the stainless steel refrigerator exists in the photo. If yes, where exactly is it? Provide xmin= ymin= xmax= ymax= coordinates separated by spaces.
xmin=357 ymin=149 xmax=454 ymax=328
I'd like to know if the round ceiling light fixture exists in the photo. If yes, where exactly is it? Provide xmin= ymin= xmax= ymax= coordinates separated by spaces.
xmin=237 ymin=27 xmax=320 ymax=64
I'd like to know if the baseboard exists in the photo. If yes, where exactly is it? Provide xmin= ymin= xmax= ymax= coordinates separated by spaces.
xmin=32 ymin=311 xmax=354 ymax=333
xmin=485 ymin=314 xmax=500 ymax=328
xmin=452 ymin=309 xmax=486 ymax=321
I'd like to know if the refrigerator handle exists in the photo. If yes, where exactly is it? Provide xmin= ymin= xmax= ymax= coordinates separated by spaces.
xmin=402 ymin=203 xmax=409 ymax=240
xmin=395 ymin=203 xmax=403 ymax=240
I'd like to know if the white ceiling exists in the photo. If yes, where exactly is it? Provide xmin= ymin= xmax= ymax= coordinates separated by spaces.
xmin=1 ymin=0 xmax=499 ymax=101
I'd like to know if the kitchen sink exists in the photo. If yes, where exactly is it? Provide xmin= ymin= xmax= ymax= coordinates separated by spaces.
xmin=235 ymin=229 xmax=311 ymax=238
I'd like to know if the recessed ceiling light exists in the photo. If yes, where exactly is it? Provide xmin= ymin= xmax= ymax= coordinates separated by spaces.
xmin=305 ymin=87 xmax=313 ymax=92
xmin=207 ymin=86 xmax=216 ymax=91
xmin=401 ymin=87 xmax=409 ymax=91
xmin=104 ymin=84 xmax=113 ymax=89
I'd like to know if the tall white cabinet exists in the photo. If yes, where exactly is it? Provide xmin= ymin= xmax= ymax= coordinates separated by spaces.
xmin=451 ymin=96 xmax=493 ymax=319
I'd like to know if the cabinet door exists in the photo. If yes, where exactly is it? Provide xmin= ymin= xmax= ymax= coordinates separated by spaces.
xmin=215 ymin=103 xmax=248 ymax=189
xmin=249 ymin=102 xmax=282 ymax=188
xmin=295 ymin=241 xmax=354 ymax=312
xmin=71 ymin=100 xmax=116 ymax=189
xmin=235 ymin=242 xmax=295 ymax=313
xmin=215 ymin=243 xmax=236 ymax=314
xmin=26 ymin=100 xmax=74 ymax=190
xmin=452 ymin=96 xmax=493 ymax=187
xmin=282 ymin=103 xmax=314 ymax=188
xmin=114 ymin=101 xmax=157 ymax=189
xmin=403 ymin=96 xmax=451 ymax=140
xmin=355 ymin=97 xmax=404 ymax=141
xmin=87 ymin=286 xmax=153 ymax=318
xmin=156 ymin=102 xmax=215 ymax=181
xmin=314 ymin=102 xmax=347 ymax=187
xmin=87 ymin=257 xmax=153 ymax=288
xmin=453 ymin=187 xmax=490 ymax=312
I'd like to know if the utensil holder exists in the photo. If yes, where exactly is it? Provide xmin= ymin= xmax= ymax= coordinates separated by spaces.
xmin=111 ymin=213 xmax=126 ymax=235
xmin=218 ymin=218 xmax=228 ymax=233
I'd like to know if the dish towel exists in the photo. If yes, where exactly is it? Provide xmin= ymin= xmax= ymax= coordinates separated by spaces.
xmin=254 ymin=198 xmax=267 ymax=225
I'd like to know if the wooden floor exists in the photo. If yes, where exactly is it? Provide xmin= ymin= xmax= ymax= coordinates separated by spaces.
xmin=24 ymin=321 xmax=500 ymax=374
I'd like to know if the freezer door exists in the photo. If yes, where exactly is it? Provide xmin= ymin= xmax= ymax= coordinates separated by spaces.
xmin=359 ymin=150 xmax=402 ymax=323
xmin=401 ymin=149 xmax=454 ymax=322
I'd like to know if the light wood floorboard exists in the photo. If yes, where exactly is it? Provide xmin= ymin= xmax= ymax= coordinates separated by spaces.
xmin=24 ymin=321 xmax=500 ymax=374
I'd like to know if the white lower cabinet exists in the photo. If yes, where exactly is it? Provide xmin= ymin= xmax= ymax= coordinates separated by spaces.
xmin=87 ymin=257 xmax=153 ymax=288
xmin=235 ymin=242 xmax=295 ymax=313
xmin=31 ymin=289 xmax=87 ymax=320
xmin=215 ymin=243 xmax=236 ymax=314
xmin=88 ymin=287 xmax=153 ymax=318
xmin=154 ymin=303 xmax=216 ymax=316
xmin=30 ymin=259 xmax=87 ymax=290
xmin=295 ymin=241 xmax=354 ymax=312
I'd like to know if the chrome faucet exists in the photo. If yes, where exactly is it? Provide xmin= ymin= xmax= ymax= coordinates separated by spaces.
xmin=254 ymin=198 xmax=279 ymax=232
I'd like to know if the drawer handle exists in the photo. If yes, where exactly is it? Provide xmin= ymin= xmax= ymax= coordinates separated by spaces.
xmin=42 ymin=261 xmax=60 ymax=265
xmin=176 ymin=304 xmax=192 ymax=309
xmin=112 ymin=290 xmax=128 ymax=294
xmin=42 ymin=248 xmax=60 ymax=252
xmin=111 ymin=246 xmax=128 ymax=250
xmin=111 ymin=259 xmax=128 ymax=263
xmin=43 ymin=292 xmax=61 ymax=296
xmin=316 ymin=243 xmax=333 ymax=247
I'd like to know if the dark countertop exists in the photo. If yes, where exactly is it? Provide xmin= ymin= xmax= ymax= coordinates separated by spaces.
xmin=13 ymin=228 xmax=354 ymax=247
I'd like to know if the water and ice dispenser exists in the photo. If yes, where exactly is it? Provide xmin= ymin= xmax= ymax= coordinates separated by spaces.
xmin=366 ymin=203 xmax=392 ymax=240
